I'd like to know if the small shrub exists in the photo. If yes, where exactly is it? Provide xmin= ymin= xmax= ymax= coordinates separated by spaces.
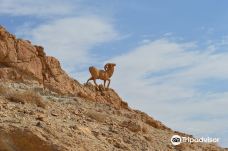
xmin=77 ymin=91 xmax=87 ymax=98
xmin=121 ymin=120 xmax=141 ymax=132
xmin=0 ymin=85 xmax=12 ymax=97
xmin=145 ymin=118 xmax=160 ymax=128
xmin=85 ymin=110 xmax=106 ymax=123
xmin=142 ymin=125 xmax=148 ymax=133
xmin=144 ymin=116 xmax=167 ymax=130
xmin=0 ymin=85 xmax=6 ymax=94
xmin=7 ymin=91 xmax=45 ymax=108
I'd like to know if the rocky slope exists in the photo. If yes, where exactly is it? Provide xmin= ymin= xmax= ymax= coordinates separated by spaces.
xmin=0 ymin=25 xmax=227 ymax=151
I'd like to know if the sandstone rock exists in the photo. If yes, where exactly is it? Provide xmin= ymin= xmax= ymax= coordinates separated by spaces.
xmin=0 ymin=25 xmax=128 ymax=109
xmin=16 ymin=39 xmax=37 ymax=62
xmin=51 ymin=110 xmax=58 ymax=116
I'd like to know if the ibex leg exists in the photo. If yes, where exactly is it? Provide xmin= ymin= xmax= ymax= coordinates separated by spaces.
xmin=107 ymin=79 xmax=111 ymax=88
xmin=104 ymin=80 xmax=106 ymax=87
xmin=93 ymin=79 xmax=98 ymax=86
xmin=86 ymin=77 xmax=93 ymax=84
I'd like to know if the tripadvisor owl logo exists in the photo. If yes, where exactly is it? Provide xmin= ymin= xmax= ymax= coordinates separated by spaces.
xmin=170 ymin=135 xmax=219 ymax=145
xmin=171 ymin=135 xmax=182 ymax=145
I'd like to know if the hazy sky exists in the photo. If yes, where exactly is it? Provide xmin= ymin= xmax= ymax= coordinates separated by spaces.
xmin=1 ymin=0 xmax=228 ymax=147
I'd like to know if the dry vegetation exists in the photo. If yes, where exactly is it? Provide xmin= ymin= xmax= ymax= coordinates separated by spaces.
xmin=0 ymin=85 xmax=11 ymax=96
xmin=142 ymin=124 xmax=149 ymax=133
xmin=85 ymin=110 xmax=107 ymax=123
xmin=0 ymin=85 xmax=45 ymax=108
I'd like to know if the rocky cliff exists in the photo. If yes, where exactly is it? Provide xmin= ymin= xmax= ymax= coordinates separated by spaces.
xmin=0 ymin=25 xmax=227 ymax=151
xmin=0 ymin=25 xmax=127 ymax=109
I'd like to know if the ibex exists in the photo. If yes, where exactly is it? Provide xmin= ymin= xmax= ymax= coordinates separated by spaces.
xmin=86 ymin=63 xmax=116 ymax=88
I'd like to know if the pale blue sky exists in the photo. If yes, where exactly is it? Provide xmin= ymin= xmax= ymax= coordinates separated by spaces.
xmin=1 ymin=0 xmax=228 ymax=147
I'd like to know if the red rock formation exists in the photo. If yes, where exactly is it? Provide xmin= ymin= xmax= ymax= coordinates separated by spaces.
xmin=0 ymin=25 xmax=127 ymax=109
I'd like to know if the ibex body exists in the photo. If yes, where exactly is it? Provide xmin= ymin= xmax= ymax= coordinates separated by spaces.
xmin=86 ymin=63 xmax=116 ymax=88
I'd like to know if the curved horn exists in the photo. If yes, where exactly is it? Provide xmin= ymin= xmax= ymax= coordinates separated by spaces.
xmin=104 ymin=63 xmax=109 ymax=71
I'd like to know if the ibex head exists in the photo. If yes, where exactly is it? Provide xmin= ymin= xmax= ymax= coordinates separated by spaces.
xmin=104 ymin=63 xmax=116 ymax=71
